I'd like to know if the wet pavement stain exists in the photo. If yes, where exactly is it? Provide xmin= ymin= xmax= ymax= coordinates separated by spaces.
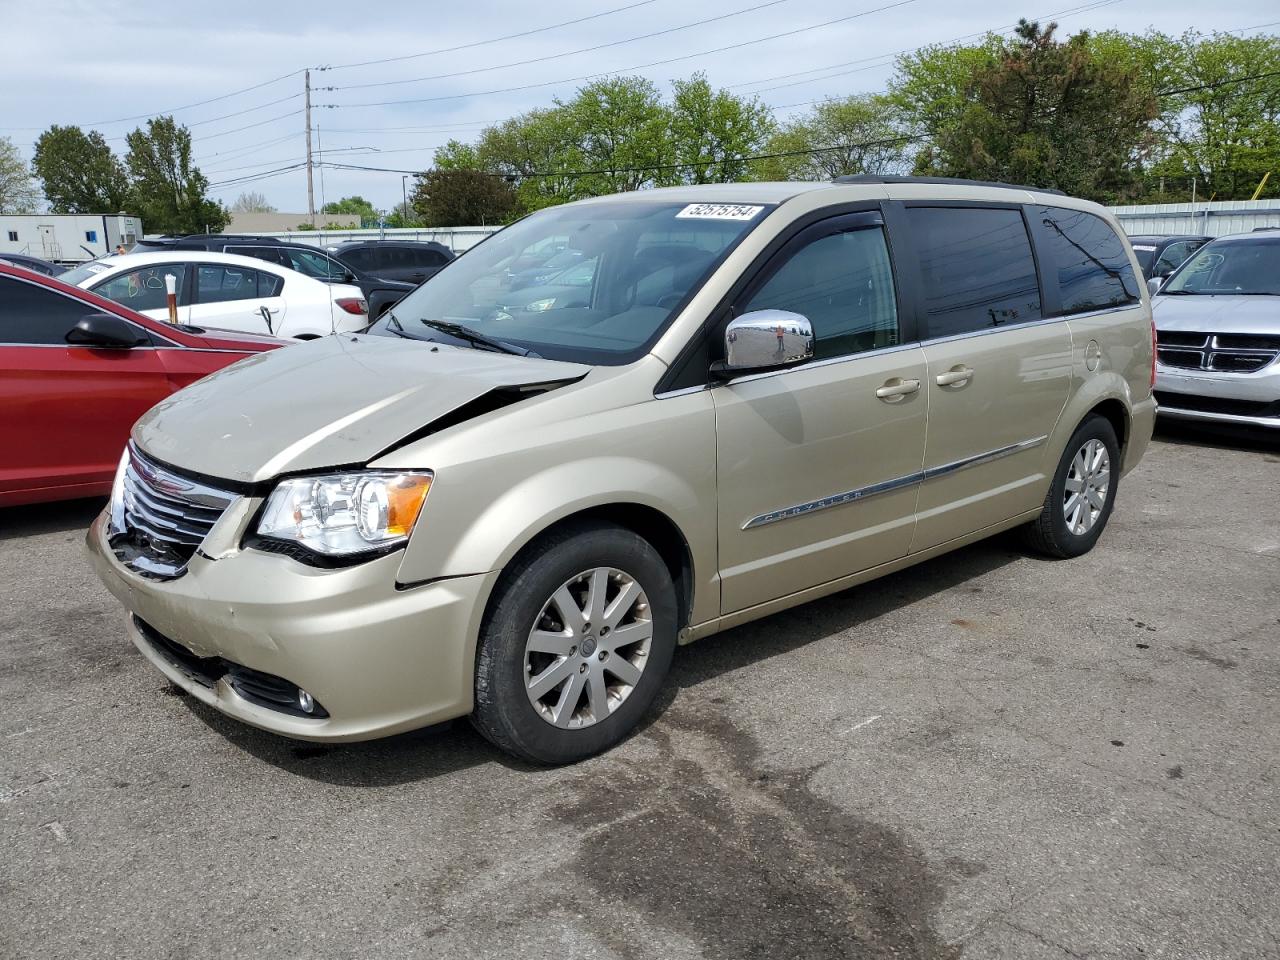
xmin=558 ymin=706 xmax=962 ymax=960
xmin=1181 ymin=646 xmax=1238 ymax=670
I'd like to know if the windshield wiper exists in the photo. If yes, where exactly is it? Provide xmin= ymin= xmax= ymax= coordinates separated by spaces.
xmin=420 ymin=319 xmax=540 ymax=358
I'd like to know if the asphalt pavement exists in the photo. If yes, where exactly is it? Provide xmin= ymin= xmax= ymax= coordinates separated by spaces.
xmin=2 ymin=422 xmax=1278 ymax=960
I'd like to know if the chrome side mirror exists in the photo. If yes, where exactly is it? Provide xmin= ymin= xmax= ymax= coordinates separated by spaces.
xmin=716 ymin=309 xmax=814 ymax=376
xmin=1146 ymin=276 xmax=1163 ymax=297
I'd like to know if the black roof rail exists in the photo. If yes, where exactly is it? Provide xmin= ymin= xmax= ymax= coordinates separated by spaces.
xmin=832 ymin=174 xmax=1066 ymax=196
xmin=1250 ymin=226 xmax=1280 ymax=232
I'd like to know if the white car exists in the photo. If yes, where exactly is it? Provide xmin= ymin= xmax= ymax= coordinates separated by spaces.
xmin=59 ymin=251 xmax=369 ymax=339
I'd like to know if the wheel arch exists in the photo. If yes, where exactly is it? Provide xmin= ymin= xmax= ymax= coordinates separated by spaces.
xmin=1085 ymin=397 xmax=1130 ymax=455
xmin=491 ymin=502 xmax=696 ymax=633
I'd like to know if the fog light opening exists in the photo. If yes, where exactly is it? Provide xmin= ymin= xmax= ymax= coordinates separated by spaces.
xmin=297 ymin=689 xmax=315 ymax=714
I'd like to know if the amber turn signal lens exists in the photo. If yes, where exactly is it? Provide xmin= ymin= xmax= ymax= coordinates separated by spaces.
xmin=385 ymin=474 xmax=432 ymax=537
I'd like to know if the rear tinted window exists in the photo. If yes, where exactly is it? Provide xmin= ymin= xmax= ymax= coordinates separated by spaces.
xmin=337 ymin=247 xmax=374 ymax=271
xmin=196 ymin=265 xmax=282 ymax=303
xmin=230 ymin=245 xmax=290 ymax=267
xmin=908 ymin=206 xmax=1042 ymax=338
xmin=410 ymin=247 xmax=447 ymax=267
xmin=1036 ymin=207 xmax=1140 ymax=313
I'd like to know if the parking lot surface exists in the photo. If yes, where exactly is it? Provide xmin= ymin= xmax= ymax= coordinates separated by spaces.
xmin=2 ymin=424 xmax=1278 ymax=960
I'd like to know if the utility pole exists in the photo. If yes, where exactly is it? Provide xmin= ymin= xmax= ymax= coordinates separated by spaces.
xmin=305 ymin=69 xmax=315 ymax=227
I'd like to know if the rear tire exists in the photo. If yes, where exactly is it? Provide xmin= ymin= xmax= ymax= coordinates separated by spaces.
xmin=1023 ymin=415 xmax=1121 ymax=559
xmin=471 ymin=522 xmax=677 ymax=765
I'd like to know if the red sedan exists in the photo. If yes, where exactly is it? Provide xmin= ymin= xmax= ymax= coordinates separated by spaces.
xmin=0 ymin=262 xmax=282 ymax=507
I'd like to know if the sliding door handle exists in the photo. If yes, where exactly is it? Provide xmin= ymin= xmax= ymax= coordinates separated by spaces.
xmin=875 ymin=377 xmax=921 ymax=400
xmin=935 ymin=365 xmax=974 ymax=387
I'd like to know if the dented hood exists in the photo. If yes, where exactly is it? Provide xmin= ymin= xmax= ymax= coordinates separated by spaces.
xmin=133 ymin=334 xmax=588 ymax=484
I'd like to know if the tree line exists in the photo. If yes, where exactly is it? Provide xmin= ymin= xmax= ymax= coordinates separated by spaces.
xmin=2 ymin=21 xmax=1276 ymax=232
xmin=413 ymin=23 xmax=1280 ymax=225
xmin=0 ymin=118 xmax=230 ymax=234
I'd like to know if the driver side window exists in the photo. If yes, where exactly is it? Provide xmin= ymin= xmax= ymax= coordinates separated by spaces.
xmin=741 ymin=226 xmax=899 ymax=361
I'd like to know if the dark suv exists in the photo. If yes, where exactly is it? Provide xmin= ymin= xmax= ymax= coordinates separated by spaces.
xmin=132 ymin=235 xmax=416 ymax=319
xmin=1127 ymin=234 xmax=1211 ymax=281
xmin=324 ymin=240 xmax=454 ymax=285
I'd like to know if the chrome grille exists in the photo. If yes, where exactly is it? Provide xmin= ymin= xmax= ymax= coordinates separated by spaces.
xmin=1156 ymin=332 xmax=1280 ymax=373
xmin=110 ymin=446 xmax=236 ymax=579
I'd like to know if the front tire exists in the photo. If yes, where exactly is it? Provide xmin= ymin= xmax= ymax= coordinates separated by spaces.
xmin=1023 ymin=415 xmax=1121 ymax=559
xmin=471 ymin=523 xmax=677 ymax=764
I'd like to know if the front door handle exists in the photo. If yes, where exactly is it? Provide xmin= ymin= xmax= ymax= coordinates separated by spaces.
xmin=935 ymin=365 xmax=974 ymax=387
xmin=875 ymin=377 xmax=921 ymax=400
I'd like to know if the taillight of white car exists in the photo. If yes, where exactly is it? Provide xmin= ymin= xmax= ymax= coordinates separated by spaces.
xmin=336 ymin=298 xmax=369 ymax=316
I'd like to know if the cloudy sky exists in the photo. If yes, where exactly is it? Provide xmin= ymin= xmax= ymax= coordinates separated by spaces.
xmin=5 ymin=0 xmax=1277 ymax=215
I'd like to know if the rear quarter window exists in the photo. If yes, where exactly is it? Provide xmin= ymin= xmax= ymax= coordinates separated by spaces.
xmin=1035 ymin=207 xmax=1141 ymax=314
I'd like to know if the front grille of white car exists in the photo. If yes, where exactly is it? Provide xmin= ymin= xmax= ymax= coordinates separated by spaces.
xmin=1157 ymin=332 xmax=1280 ymax=373
xmin=109 ymin=446 xmax=236 ymax=580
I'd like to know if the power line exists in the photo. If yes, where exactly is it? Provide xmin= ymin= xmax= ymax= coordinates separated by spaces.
xmin=1229 ymin=19 xmax=1280 ymax=33
xmin=61 ymin=69 xmax=303 ymax=129
xmin=1158 ymin=68 xmax=1280 ymax=97
xmin=731 ymin=0 xmax=1121 ymax=93
xmin=328 ymin=0 xmax=797 ymax=91
xmin=207 ymin=162 xmax=309 ymax=188
xmin=323 ymin=0 xmax=922 ymax=109
xmin=319 ymin=0 xmax=659 ymax=72
xmin=321 ymin=122 xmax=499 ymax=133
xmin=196 ymin=109 xmax=306 ymax=143
xmin=184 ymin=92 xmax=303 ymax=128
xmin=194 ymin=132 xmax=304 ymax=166
xmin=767 ymin=20 xmax=1280 ymax=113
xmin=317 ymin=133 xmax=925 ymax=179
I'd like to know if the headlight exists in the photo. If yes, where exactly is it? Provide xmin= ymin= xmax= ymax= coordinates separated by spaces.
xmin=525 ymin=297 xmax=556 ymax=312
xmin=257 ymin=471 xmax=432 ymax=557
xmin=108 ymin=447 xmax=129 ymax=533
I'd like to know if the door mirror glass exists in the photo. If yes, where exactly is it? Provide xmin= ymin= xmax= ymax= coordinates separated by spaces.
xmin=1146 ymin=276 xmax=1163 ymax=297
xmin=65 ymin=312 xmax=148 ymax=348
xmin=718 ymin=309 xmax=814 ymax=375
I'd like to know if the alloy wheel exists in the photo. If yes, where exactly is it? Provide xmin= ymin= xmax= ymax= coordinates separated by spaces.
xmin=1063 ymin=438 xmax=1111 ymax=535
xmin=524 ymin=567 xmax=653 ymax=729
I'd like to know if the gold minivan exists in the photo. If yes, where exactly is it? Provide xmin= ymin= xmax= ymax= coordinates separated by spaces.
xmin=88 ymin=177 xmax=1156 ymax=763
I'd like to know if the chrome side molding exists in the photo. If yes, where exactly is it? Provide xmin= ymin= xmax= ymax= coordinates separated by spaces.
xmin=742 ymin=435 xmax=1049 ymax=530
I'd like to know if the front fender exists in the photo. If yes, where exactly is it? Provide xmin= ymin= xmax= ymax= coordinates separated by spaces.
xmin=390 ymin=386 xmax=720 ymax=625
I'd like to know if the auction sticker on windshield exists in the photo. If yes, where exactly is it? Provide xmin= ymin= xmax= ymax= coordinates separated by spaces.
xmin=676 ymin=203 xmax=765 ymax=221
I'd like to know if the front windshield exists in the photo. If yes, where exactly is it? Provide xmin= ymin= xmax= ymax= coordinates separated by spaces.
xmin=367 ymin=200 xmax=771 ymax=363
xmin=1163 ymin=239 xmax=1280 ymax=295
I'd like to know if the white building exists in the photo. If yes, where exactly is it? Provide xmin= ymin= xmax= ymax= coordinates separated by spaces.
xmin=1107 ymin=199 xmax=1280 ymax=237
xmin=0 ymin=214 xmax=144 ymax=263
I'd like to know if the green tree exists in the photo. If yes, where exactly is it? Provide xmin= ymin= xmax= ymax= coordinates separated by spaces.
xmin=384 ymin=201 xmax=418 ymax=228
xmin=667 ymin=73 xmax=774 ymax=183
xmin=755 ymin=94 xmax=909 ymax=180
xmin=0 ymin=136 xmax=40 ymax=213
xmin=410 ymin=169 xmax=519 ymax=226
xmin=32 ymin=125 xmax=130 ymax=213
xmin=432 ymin=74 xmax=773 ymax=210
xmin=124 ymin=116 xmax=228 ymax=233
xmin=321 ymin=195 xmax=379 ymax=226
xmin=892 ymin=21 xmax=1158 ymax=201
xmin=561 ymin=77 xmax=671 ymax=194
xmin=1146 ymin=31 xmax=1280 ymax=200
